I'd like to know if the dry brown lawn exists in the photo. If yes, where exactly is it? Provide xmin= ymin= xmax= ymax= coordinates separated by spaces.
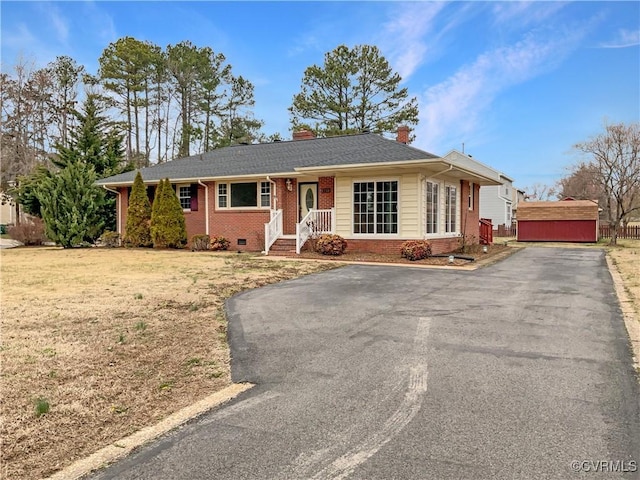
xmin=608 ymin=239 xmax=640 ymax=316
xmin=0 ymin=247 xmax=338 ymax=480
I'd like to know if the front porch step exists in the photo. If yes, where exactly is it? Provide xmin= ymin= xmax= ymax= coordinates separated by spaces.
xmin=269 ymin=238 xmax=298 ymax=253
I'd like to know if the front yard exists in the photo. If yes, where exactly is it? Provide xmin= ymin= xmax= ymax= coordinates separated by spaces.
xmin=1 ymin=240 xmax=637 ymax=479
xmin=607 ymin=239 xmax=640 ymax=317
xmin=0 ymin=248 xmax=338 ymax=480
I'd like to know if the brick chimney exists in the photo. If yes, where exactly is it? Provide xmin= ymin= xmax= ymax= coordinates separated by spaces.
xmin=396 ymin=126 xmax=410 ymax=144
xmin=292 ymin=129 xmax=316 ymax=141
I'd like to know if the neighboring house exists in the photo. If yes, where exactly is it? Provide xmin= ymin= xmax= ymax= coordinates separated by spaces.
xmin=511 ymin=188 xmax=527 ymax=221
xmin=517 ymin=199 xmax=599 ymax=242
xmin=0 ymin=192 xmax=21 ymax=226
xmin=445 ymin=151 xmax=516 ymax=229
xmin=97 ymin=129 xmax=502 ymax=255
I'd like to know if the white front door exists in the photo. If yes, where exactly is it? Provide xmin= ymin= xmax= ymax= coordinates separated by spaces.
xmin=299 ymin=183 xmax=318 ymax=220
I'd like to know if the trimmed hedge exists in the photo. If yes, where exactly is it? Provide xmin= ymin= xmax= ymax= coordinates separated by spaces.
xmin=315 ymin=234 xmax=347 ymax=256
xmin=99 ymin=230 xmax=121 ymax=248
xmin=400 ymin=240 xmax=432 ymax=261
xmin=210 ymin=235 xmax=230 ymax=251
xmin=191 ymin=234 xmax=211 ymax=251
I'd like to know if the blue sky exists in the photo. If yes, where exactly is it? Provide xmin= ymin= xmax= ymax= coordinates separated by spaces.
xmin=1 ymin=1 xmax=639 ymax=190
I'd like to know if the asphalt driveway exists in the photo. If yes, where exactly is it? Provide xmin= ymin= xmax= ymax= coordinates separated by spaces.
xmin=92 ymin=247 xmax=639 ymax=479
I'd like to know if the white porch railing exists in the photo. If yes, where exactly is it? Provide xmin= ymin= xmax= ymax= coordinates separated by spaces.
xmin=296 ymin=208 xmax=335 ymax=254
xmin=264 ymin=209 xmax=283 ymax=255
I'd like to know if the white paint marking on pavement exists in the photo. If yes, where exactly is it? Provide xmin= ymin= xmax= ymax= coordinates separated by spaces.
xmin=199 ymin=390 xmax=282 ymax=425
xmin=299 ymin=316 xmax=431 ymax=480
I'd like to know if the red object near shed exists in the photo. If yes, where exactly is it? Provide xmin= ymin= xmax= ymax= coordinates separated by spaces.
xmin=517 ymin=200 xmax=599 ymax=242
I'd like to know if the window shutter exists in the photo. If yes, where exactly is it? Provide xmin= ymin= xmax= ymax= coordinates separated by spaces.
xmin=190 ymin=184 xmax=199 ymax=211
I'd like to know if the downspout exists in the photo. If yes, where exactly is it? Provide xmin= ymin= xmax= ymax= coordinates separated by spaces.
xmin=266 ymin=176 xmax=277 ymax=210
xmin=197 ymin=180 xmax=209 ymax=235
xmin=103 ymin=186 xmax=121 ymax=234
xmin=429 ymin=164 xmax=454 ymax=178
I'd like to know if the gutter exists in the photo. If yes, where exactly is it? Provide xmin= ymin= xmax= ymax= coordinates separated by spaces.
xmin=96 ymin=172 xmax=301 ymax=187
xmin=197 ymin=180 xmax=209 ymax=235
xmin=103 ymin=186 xmax=121 ymax=234
xmin=429 ymin=164 xmax=454 ymax=178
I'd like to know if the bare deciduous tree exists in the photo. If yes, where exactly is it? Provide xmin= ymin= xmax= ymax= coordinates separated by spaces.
xmin=573 ymin=122 xmax=640 ymax=245
xmin=524 ymin=182 xmax=556 ymax=201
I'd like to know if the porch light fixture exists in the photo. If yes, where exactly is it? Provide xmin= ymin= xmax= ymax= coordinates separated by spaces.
xmin=286 ymin=178 xmax=293 ymax=191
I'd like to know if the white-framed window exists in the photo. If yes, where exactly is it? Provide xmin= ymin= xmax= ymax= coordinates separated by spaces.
xmin=425 ymin=180 xmax=439 ymax=234
xmin=445 ymin=185 xmax=457 ymax=233
xmin=177 ymin=184 xmax=191 ymax=210
xmin=468 ymin=182 xmax=474 ymax=211
xmin=353 ymin=180 xmax=398 ymax=234
xmin=506 ymin=202 xmax=512 ymax=224
xmin=260 ymin=181 xmax=271 ymax=207
xmin=217 ymin=181 xmax=270 ymax=209
xmin=217 ymin=183 xmax=227 ymax=208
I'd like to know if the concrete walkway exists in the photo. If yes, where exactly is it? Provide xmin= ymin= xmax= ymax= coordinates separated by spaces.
xmin=0 ymin=238 xmax=22 ymax=249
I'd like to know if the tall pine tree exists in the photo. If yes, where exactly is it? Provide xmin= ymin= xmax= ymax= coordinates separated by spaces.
xmin=124 ymin=171 xmax=152 ymax=247
xmin=290 ymin=44 xmax=418 ymax=138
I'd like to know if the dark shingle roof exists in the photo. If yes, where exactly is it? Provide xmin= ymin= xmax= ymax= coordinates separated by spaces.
xmin=97 ymin=133 xmax=439 ymax=185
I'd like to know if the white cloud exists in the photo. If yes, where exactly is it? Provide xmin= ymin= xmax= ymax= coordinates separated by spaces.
xmin=492 ymin=2 xmax=567 ymax=27
xmin=599 ymin=29 xmax=640 ymax=48
xmin=1 ymin=23 xmax=58 ymax=69
xmin=48 ymin=4 xmax=70 ymax=44
xmin=415 ymin=25 xmax=591 ymax=154
xmin=379 ymin=3 xmax=446 ymax=80
xmin=81 ymin=1 xmax=117 ymax=46
xmin=378 ymin=3 xmax=484 ymax=81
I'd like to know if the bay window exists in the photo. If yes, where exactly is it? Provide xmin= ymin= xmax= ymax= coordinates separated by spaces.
xmin=425 ymin=181 xmax=439 ymax=234
xmin=445 ymin=185 xmax=457 ymax=233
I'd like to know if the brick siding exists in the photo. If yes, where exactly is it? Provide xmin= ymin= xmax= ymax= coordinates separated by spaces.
xmin=345 ymin=237 xmax=461 ymax=255
xmin=318 ymin=177 xmax=335 ymax=210
xmin=460 ymin=180 xmax=480 ymax=242
xmin=116 ymin=177 xmax=479 ymax=255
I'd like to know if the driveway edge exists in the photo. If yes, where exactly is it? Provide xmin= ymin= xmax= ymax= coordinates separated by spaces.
xmin=46 ymin=382 xmax=253 ymax=480
xmin=606 ymin=255 xmax=640 ymax=373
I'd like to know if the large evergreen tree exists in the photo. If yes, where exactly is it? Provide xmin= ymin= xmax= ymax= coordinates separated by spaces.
xmin=289 ymin=44 xmax=419 ymax=138
xmin=15 ymin=163 xmax=52 ymax=217
xmin=54 ymin=94 xmax=130 ymax=232
xmin=37 ymin=161 xmax=104 ymax=247
xmin=150 ymin=178 xmax=187 ymax=248
xmin=124 ymin=171 xmax=152 ymax=247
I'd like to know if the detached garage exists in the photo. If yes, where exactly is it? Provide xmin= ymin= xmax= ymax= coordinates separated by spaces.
xmin=517 ymin=200 xmax=599 ymax=242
